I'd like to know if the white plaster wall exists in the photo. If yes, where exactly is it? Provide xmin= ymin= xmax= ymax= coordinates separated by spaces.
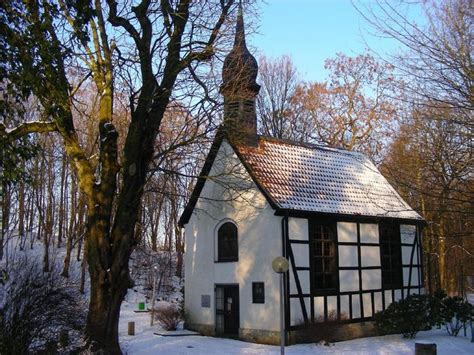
xmin=288 ymin=217 xmax=311 ymax=321
xmin=374 ymin=292 xmax=383 ymax=312
xmin=288 ymin=218 xmax=309 ymax=241
xmin=360 ymin=246 xmax=381 ymax=267
xmin=402 ymin=246 xmax=418 ymax=265
xmin=337 ymin=222 xmax=357 ymax=242
xmin=362 ymin=269 xmax=381 ymax=290
xmin=394 ymin=289 xmax=402 ymax=302
xmin=327 ymin=296 xmax=337 ymax=318
xmin=290 ymin=297 xmax=311 ymax=326
xmin=184 ymin=140 xmax=282 ymax=332
xmin=352 ymin=294 xmax=361 ymax=318
xmin=400 ymin=224 xmax=421 ymax=289
xmin=338 ymin=245 xmax=358 ymax=267
xmin=314 ymin=297 xmax=324 ymax=320
xmin=403 ymin=267 xmax=419 ymax=287
xmin=360 ymin=223 xmax=379 ymax=243
xmin=292 ymin=243 xmax=309 ymax=268
xmin=413 ymin=268 xmax=420 ymax=286
xmin=362 ymin=293 xmax=372 ymax=317
xmin=340 ymin=295 xmax=350 ymax=320
xmin=339 ymin=270 xmax=359 ymax=292
xmin=400 ymin=224 xmax=416 ymax=244
xmin=289 ymin=269 xmax=310 ymax=295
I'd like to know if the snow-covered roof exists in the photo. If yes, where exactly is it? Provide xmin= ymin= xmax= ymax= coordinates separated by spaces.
xmin=236 ymin=137 xmax=422 ymax=220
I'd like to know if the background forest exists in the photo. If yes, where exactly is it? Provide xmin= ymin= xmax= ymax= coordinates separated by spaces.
xmin=0 ymin=0 xmax=472 ymax=353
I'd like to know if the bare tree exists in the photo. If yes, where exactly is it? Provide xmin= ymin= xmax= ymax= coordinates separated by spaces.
xmin=381 ymin=106 xmax=473 ymax=294
xmin=255 ymin=53 xmax=400 ymax=160
xmin=356 ymin=0 xmax=473 ymax=130
xmin=1 ymin=0 xmax=243 ymax=352
xmin=256 ymin=55 xmax=301 ymax=139
xmin=355 ymin=0 xmax=474 ymax=294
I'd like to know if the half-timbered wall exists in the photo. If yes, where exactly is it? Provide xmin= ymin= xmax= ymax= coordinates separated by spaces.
xmin=288 ymin=217 xmax=423 ymax=329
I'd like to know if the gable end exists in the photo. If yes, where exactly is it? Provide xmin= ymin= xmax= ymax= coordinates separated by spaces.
xmin=178 ymin=131 xmax=279 ymax=227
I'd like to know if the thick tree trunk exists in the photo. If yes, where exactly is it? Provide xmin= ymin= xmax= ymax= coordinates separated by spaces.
xmin=85 ymin=263 xmax=129 ymax=353
xmin=84 ymin=209 xmax=133 ymax=353
xmin=86 ymin=289 xmax=125 ymax=353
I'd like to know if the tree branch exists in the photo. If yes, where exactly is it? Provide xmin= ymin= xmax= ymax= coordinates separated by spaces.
xmin=2 ymin=121 xmax=58 ymax=140
xmin=106 ymin=0 xmax=140 ymax=42
xmin=179 ymin=0 xmax=234 ymax=69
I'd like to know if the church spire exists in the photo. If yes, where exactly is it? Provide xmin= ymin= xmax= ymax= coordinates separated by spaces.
xmin=234 ymin=1 xmax=246 ymax=47
xmin=221 ymin=1 xmax=260 ymax=145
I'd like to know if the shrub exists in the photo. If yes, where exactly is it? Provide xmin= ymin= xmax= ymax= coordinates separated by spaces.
xmin=375 ymin=290 xmax=474 ymax=339
xmin=374 ymin=294 xmax=430 ymax=338
xmin=313 ymin=310 xmax=349 ymax=323
xmin=440 ymin=296 xmax=473 ymax=336
xmin=153 ymin=303 xmax=182 ymax=331
xmin=427 ymin=289 xmax=447 ymax=328
xmin=0 ymin=258 xmax=86 ymax=353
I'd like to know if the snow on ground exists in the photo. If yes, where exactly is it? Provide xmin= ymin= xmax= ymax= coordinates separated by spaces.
xmin=4 ymin=238 xmax=472 ymax=354
xmin=119 ymin=301 xmax=474 ymax=355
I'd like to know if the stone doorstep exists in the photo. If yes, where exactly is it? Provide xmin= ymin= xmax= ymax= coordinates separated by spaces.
xmin=154 ymin=329 xmax=201 ymax=337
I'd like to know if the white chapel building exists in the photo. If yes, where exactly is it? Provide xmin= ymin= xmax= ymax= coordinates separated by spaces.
xmin=179 ymin=5 xmax=425 ymax=345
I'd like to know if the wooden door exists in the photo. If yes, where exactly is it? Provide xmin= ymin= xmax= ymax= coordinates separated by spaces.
xmin=215 ymin=285 xmax=239 ymax=335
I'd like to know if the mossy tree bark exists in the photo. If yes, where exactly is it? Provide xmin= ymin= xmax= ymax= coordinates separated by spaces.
xmin=2 ymin=0 xmax=236 ymax=352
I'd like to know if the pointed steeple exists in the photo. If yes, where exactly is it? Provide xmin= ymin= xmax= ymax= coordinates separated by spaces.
xmin=234 ymin=1 xmax=246 ymax=47
xmin=221 ymin=1 xmax=260 ymax=145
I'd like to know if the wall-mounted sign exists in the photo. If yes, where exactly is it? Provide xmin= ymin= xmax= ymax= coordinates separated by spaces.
xmin=201 ymin=294 xmax=211 ymax=308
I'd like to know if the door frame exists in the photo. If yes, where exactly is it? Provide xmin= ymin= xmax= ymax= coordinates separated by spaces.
xmin=215 ymin=283 xmax=240 ymax=337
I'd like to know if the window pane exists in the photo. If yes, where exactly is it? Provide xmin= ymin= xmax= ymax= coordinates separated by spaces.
xmin=252 ymin=282 xmax=265 ymax=304
xmin=323 ymin=243 xmax=331 ymax=256
xmin=314 ymin=242 xmax=322 ymax=256
xmin=323 ymin=226 xmax=332 ymax=240
xmin=325 ymin=274 xmax=333 ymax=289
xmin=324 ymin=259 xmax=334 ymax=272
xmin=380 ymin=222 xmax=403 ymax=289
xmin=314 ymin=258 xmax=323 ymax=271
xmin=311 ymin=220 xmax=337 ymax=293
xmin=218 ymin=222 xmax=238 ymax=261
xmin=313 ymin=226 xmax=322 ymax=240
xmin=315 ymin=274 xmax=324 ymax=289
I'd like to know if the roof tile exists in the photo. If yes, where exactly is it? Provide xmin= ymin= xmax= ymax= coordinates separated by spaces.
xmin=236 ymin=137 xmax=422 ymax=220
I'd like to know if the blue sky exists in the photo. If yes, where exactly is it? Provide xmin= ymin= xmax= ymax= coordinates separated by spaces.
xmin=249 ymin=0 xmax=408 ymax=82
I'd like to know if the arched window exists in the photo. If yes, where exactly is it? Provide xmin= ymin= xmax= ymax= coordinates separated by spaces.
xmin=217 ymin=222 xmax=238 ymax=262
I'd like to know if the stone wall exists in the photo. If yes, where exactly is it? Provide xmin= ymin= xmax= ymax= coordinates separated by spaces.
xmin=239 ymin=328 xmax=281 ymax=345
xmin=184 ymin=322 xmax=215 ymax=337
xmin=288 ymin=321 xmax=377 ymax=344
